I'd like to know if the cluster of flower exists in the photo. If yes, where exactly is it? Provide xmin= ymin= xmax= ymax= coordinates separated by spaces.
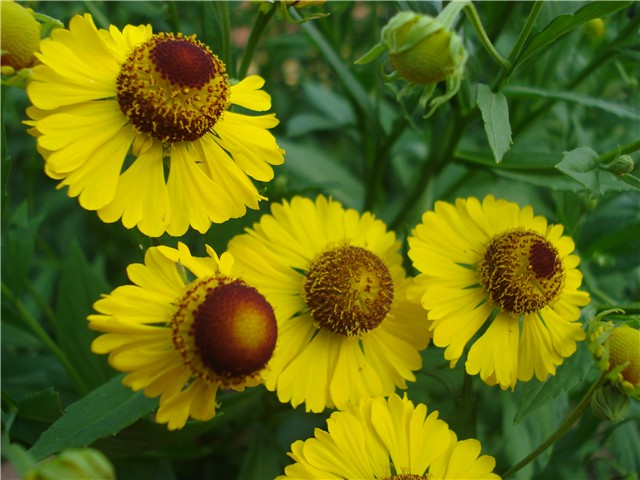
xmin=3 ymin=1 xmax=638 ymax=478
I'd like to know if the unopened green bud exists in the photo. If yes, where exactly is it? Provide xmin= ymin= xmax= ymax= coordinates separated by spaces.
xmin=591 ymin=383 xmax=630 ymax=421
xmin=24 ymin=448 xmax=115 ymax=480
xmin=605 ymin=154 xmax=635 ymax=176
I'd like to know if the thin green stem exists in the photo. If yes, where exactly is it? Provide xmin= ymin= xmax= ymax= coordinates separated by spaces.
xmin=501 ymin=372 xmax=608 ymax=478
xmin=513 ymin=13 xmax=640 ymax=135
xmin=364 ymin=116 xmax=407 ymax=212
xmin=463 ymin=4 xmax=510 ymax=70
xmin=455 ymin=371 xmax=477 ymax=440
xmin=389 ymin=112 xmax=469 ymax=230
xmin=1 ymin=282 xmax=87 ymax=394
xmin=492 ymin=1 xmax=545 ymax=92
xmin=598 ymin=139 xmax=640 ymax=164
xmin=237 ymin=4 xmax=276 ymax=80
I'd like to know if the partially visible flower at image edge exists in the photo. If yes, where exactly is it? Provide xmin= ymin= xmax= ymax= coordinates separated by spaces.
xmin=278 ymin=393 xmax=500 ymax=479
xmin=1 ymin=0 xmax=41 ymax=72
xmin=25 ymin=14 xmax=284 ymax=237
xmin=88 ymin=242 xmax=278 ymax=430
xmin=408 ymin=195 xmax=591 ymax=390
xmin=24 ymin=448 xmax=115 ymax=480
xmin=228 ymin=195 xmax=432 ymax=413
xmin=589 ymin=322 xmax=640 ymax=399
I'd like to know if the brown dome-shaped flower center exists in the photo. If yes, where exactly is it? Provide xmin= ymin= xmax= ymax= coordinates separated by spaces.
xmin=193 ymin=281 xmax=277 ymax=378
xmin=478 ymin=229 xmax=565 ymax=315
xmin=116 ymin=33 xmax=230 ymax=143
xmin=303 ymin=245 xmax=394 ymax=337
xmin=171 ymin=276 xmax=276 ymax=384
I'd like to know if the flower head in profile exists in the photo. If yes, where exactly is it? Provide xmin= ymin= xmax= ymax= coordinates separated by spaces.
xmin=408 ymin=195 xmax=590 ymax=390
xmin=589 ymin=321 xmax=640 ymax=399
xmin=279 ymin=393 xmax=500 ymax=479
xmin=25 ymin=14 xmax=284 ymax=237
xmin=88 ymin=243 xmax=278 ymax=430
xmin=227 ymin=195 xmax=431 ymax=413
xmin=356 ymin=2 xmax=468 ymax=118
xmin=1 ymin=0 xmax=42 ymax=87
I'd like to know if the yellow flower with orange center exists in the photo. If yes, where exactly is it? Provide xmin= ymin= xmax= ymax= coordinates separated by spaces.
xmin=88 ymin=243 xmax=278 ymax=430
xmin=408 ymin=195 xmax=590 ymax=390
xmin=25 ymin=14 xmax=284 ymax=237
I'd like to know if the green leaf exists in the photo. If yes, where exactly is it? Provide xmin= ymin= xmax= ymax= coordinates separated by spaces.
xmin=476 ymin=84 xmax=513 ymax=163
xmin=516 ymin=1 xmax=633 ymax=67
xmin=53 ymin=243 xmax=114 ymax=390
xmin=514 ymin=341 xmax=593 ymax=424
xmin=555 ymin=147 xmax=601 ymax=197
xmin=17 ymin=388 xmax=63 ymax=423
xmin=278 ymin=139 xmax=364 ymax=208
xmin=1 ymin=203 xmax=38 ymax=297
xmin=505 ymin=85 xmax=640 ymax=121
xmin=619 ymin=173 xmax=640 ymax=190
xmin=237 ymin=427 xmax=285 ymax=480
xmin=29 ymin=375 xmax=158 ymax=461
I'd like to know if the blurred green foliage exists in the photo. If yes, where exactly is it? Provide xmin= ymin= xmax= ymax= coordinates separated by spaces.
xmin=2 ymin=1 xmax=639 ymax=479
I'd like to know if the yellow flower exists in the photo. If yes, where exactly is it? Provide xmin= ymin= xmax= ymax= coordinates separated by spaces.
xmin=408 ymin=195 xmax=590 ymax=390
xmin=590 ymin=322 xmax=640 ymax=399
xmin=1 ymin=0 xmax=41 ymax=73
xmin=25 ymin=14 xmax=284 ymax=237
xmin=88 ymin=243 xmax=278 ymax=430
xmin=228 ymin=195 xmax=431 ymax=412
xmin=278 ymin=393 xmax=500 ymax=479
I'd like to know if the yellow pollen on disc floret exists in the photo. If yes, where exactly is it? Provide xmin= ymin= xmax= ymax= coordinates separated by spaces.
xmin=116 ymin=33 xmax=230 ymax=143
xmin=303 ymin=245 xmax=394 ymax=337
xmin=478 ymin=229 xmax=565 ymax=315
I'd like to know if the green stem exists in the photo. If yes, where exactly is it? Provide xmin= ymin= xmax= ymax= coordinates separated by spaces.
xmin=455 ymin=371 xmax=477 ymax=440
xmin=595 ymin=303 xmax=640 ymax=315
xmin=598 ymin=139 xmax=640 ymax=164
xmin=1 ymin=282 xmax=87 ymax=394
xmin=364 ymin=116 xmax=407 ymax=212
xmin=492 ymin=1 xmax=545 ymax=92
xmin=513 ymin=13 xmax=640 ymax=136
xmin=237 ymin=4 xmax=276 ymax=80
xmin=501 ymin=372 xmax=607 ymax=478
xmin=389 ymin=112 xmax=468 ymax=230
xmin=463 ymin=4 xmax=510 ymax=70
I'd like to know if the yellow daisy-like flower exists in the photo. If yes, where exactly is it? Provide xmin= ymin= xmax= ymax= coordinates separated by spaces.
xmin=407 ymin=195 xmax=591 ymax=390
xmin=227 ymin=195 xmax=431 ymax=413
xmin=589 ymin=322 xmax=640 ymax=399
xmin=25 ymin=14 xmax=284 ymax=237
xmin=279 ymin=393 xmax=500 ymax=479
xmin=88 ymin=242 xmax=278 ymax=430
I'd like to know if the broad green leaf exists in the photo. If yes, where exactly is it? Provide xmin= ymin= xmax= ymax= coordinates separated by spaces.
xmin=1 ymin=203 xmax=37 ymax=297
xmin=611 ymin=418 xmax=640 ymax=475
xmin=505 ymin=85 xmax=640 ymax=121
xmin=619 ymin=173 xmax=640 ymax=190
xmin=476 ymin=84 xmax=513 ymax=163
xmin=53 ymin=242 xmax=114 ymax=390
xmin=279 ymin=139 xmax=364 ymax=208
xmin=237 ymin=427 xmax=285 ymax=480
xmin=516 ymin=1 xmax=633 ymax=67
xmin=29 ymin=375 xmax=158 ymax=461
xmin=298 ymin=18 xmax=380 ymax=136
xmin=514 ymin=341 xmax=593 ymax=424
xmin=17 ymin=388 xmax=63 ymax=423
xmin=555 ymin=147 xmax=601 ymax=197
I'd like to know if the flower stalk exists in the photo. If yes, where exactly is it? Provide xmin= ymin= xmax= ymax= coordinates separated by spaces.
xmin=501 ymin=372 xmax=608 ymax=478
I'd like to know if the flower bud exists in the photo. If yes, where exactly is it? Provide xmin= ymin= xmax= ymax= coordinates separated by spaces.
xmin=604 ymin=154 xmax=635 ymax=177
xmin=1 ymin=0 xmax=41 ymax=73
xmin=355 ymin=3 xmax=468 ymax=118
xmin=589 ymin=322 xmax=640 ymax=399
xmin=24 ymin=448 xmax=115 ymax=480
xmin=591 ymin=383 xmax=630 ymax=421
